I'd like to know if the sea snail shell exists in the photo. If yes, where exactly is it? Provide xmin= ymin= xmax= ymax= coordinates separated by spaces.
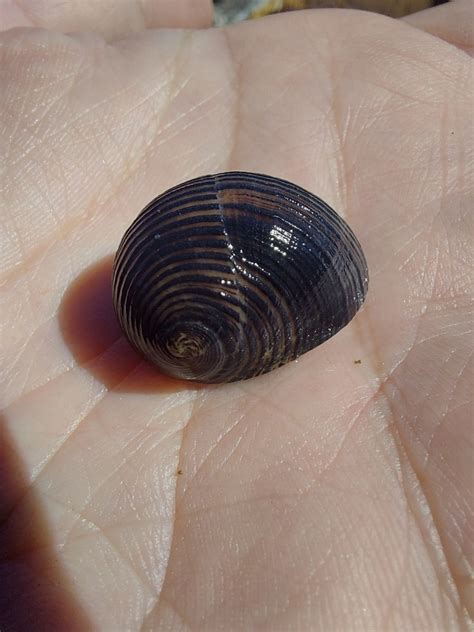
xmin=112 ymin=172 xmax=368 ymax=383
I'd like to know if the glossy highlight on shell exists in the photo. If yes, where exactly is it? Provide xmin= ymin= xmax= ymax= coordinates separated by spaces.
xmin=112 ymin=172 xmax=368 ymax=383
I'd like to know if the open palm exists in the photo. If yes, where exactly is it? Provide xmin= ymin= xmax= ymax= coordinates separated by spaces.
xmin=1 ymin=1 xmax=472 ymax=629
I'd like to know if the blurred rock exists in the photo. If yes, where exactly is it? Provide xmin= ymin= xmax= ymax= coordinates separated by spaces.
xmin=213 ymin=0 xmax=444 ymax=24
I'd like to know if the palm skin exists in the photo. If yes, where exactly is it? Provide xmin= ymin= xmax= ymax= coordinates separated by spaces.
xmin=0 ymin=1 xmax=472 ymax=630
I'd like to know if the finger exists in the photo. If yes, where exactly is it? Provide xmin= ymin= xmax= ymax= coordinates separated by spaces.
xmin=0 ymin=0 xmax=213 ymax=39
xmin=403 ymin=0 xmax=473 ymax=55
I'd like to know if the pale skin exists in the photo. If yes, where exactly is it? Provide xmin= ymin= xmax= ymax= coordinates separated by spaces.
xmin=0 ymin=0 xmax=472 ymax=629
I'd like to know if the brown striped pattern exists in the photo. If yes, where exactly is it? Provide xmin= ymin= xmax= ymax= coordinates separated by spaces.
xmin=112 ymin=172 xmax=368 ymax=383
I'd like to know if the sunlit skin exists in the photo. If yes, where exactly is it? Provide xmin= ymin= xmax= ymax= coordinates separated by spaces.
xmin=0 ymin=1 xmax=472 ymax=629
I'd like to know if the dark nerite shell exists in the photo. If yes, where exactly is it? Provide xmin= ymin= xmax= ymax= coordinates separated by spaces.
xmin=112 ymin=172 xmax=368 ymax=383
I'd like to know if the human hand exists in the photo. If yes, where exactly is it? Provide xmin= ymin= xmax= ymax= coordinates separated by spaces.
xmin=1 ymin=0 xmax=472 ymax=629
